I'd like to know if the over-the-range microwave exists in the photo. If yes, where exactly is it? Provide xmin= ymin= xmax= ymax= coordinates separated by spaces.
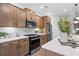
xmin=26 ymin=20 xmax=37 ymax=28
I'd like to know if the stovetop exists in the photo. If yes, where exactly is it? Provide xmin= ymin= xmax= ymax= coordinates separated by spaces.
xmin=24 ymin=34 xmax=40 ymax=37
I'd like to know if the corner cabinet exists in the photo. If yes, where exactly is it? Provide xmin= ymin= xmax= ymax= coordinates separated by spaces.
xmin=0 ymin=38 xmax=29 ymax=56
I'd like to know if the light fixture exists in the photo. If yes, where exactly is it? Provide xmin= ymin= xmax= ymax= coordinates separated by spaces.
xmin=40 ymin=6 xmax=43 ymax=9
xmin=76 ymin=16 xmax=79 ymax=20
xmin=73 ymin=21 xmax=79 ymax=24
xmin=74 ymin=4 xmax=79 ymax=20
xmin=75 ymin=48 xmax=79 ymax=51
xmin=76 ymin=28 xmax=79 ymax=30
xmin=64 ymin=9 xmax=67 ymax=12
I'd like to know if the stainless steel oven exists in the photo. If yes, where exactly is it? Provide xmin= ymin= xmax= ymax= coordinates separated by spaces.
xmin=25 ymin=34 xmax=40 ymax=55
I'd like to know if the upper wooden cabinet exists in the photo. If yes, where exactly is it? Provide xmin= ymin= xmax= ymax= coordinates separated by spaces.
xmin=35 ymin=15 xmax=44 ymax=29
xmin=0 ymin=3 xmax=17 ymax=27
xmin=24 ymin=8 xmax=36 ymax=21
xmin=41 ymin=16 xmax=51 ymax=33
xmin=16 ymin=8 xmax=26 ymax=27
xmin=0 ymin=3 xmax=27 ymax=27
xmin=41 ymin=16 xmax=51 ymax=27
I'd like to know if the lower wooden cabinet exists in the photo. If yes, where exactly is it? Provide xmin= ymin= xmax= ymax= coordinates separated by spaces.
xmin=2 ymin=45 xmax=11 ymax=56
xmin=19 ymin=39 xmax=29 ymax=56
xmin=10 ymin=44 xmax=19 ymax=56
xmin=0 ymin=38 xmax=29 ymax=56
xmin=0 ymin=45 xmax=2 ymax=56
xmin=40 ymin=35 xmax=47 ymax=46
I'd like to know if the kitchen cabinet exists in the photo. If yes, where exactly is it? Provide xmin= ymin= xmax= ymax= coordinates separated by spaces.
xmin=0 ymin=3 xmax=27 ymax=27
xmin=35 ymin=15 xmax=44 ymax=29
xmin=40 ymin=35 xmax=47 ymax=46
xmin=9 ymin=40 xmax=19 ymax=56
xmin=41 ymin=16 xmax=51 ymax=33
xmin=24 ymin=8 xmax=36 ymax=21
xmin=0 ymin=45 xmax=2 ymax=56
xmin=19 ymin=39 xmax=29 ymax=56
xmin=1 ymin=40 xmax=18 ymax=56
xmin=0 ymin=3 xmax=17 ymax=27
xmin=40 ymin=35 xmax=44 ymax=46
xmin=0 ymin=38 xmax=29 ymax=56
xmin=16 ymin=8 xmax=26 ymax=27
xmin=1 ymin=42 xmax=11 ymax=56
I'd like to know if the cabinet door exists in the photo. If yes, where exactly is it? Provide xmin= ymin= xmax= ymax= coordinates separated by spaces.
xmin=24 ymin=8 xmax=35 ymax=20
xmin=0 ymin=3 xmax=16 ymax=27
xmin=25 ymin=8 xmax=32 ymax=20
xmin=2 ymin=46 xmax=10 ymax=56
xmin=35 ymin=15 xmax=44 ymax=29
xmin=31 ymin=11 xmax=35 ymax=20
xmin=19 ymin=39 xmax=29 ymax=56
xmin=40 ymin=35 xmax=44 ymax=46
xmin=10 ymin=41 xmax=19 ymax=56
xmin=1 ymin=40 xmax=19 ymax=56
xmin=10 ymin=44 xmax=19 ymax=56
xmin=0 ymin=45 xmax=2 ymax=56
xmin=40 ymin=35 xmax=47 ymax=46
xmin=43 ymin=35 xmax=47 ymax=44
xmin=16 ymin=8 xmax=26 ymax=27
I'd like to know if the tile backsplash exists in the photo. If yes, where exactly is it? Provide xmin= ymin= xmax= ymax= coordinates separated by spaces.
xmin=0 ymin=27 xmax=40 ymax=37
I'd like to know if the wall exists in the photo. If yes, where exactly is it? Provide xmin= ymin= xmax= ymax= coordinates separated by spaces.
xmin=51 ymin=16 xmax=60 ymax=39
xmin=51 ymin=15 xmax=75 ymax=41
xmin=0 ymin=27 xmax=37 ymax=37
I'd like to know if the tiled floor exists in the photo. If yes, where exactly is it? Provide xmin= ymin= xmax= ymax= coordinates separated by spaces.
xmin=32 ymin=48 xmax=63 ymax=56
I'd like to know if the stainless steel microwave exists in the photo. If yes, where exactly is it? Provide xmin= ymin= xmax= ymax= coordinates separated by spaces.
xmin=26 ymin=20 xmax=37 ymax=28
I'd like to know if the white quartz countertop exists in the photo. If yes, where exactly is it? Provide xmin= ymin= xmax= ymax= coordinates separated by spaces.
xmin=42 ymin=37 xmax=79 ymax=56
xmin=36 ymin=33 xmax=47 ymax=35
xmin=0 ymin=36 xmax=29 ymax=43
xmin=25 ymin=33 xmax=47 ymax=35
xmin=0 ymin=33 xmax=46 ymax=43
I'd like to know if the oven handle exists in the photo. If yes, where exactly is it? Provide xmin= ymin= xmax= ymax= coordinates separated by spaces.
xmin=31 ymin=37 xmax=40 ymax=40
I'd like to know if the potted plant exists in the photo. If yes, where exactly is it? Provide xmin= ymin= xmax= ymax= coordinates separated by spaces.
xmin=58 ymin=16 xmax=70 ymax=42
xmin=0 ymin=32 xmax=9 ymax=39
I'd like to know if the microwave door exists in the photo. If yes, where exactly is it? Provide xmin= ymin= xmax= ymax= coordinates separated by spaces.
xmin=26 ymin=20 xmax=37 ymax=27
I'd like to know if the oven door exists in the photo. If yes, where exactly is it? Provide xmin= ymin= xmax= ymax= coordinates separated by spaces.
xmin=30 ymin=37 xmax=40 ymax=51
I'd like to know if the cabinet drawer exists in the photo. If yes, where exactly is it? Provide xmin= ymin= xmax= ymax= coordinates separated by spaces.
xmin=9 ymin=40 xmax=18 ymax=45
xmin=1 ymin=40 xmax=18 ymax=47
xmin=19 ymin=39 xmax=28 ymax=43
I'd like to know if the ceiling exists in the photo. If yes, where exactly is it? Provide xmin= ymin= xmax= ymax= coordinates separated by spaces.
xmin=12 ymin=3 xmax=79 ymax=16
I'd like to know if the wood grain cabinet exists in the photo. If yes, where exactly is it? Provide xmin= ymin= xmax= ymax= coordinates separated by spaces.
xmin=0 ymin=38 xmax=29 ymax=56
xmin=19 ymin=39 xmax=29 ymax=56
xmin=0 ymin=45 xmax=2 ymax=56
xmin=40 ymin=35 xmax=47 ymax=46
xmin=16 ymin=8 xmax=26 ymax=27
xmin=1 ymin=40 xmax=18 ymax=56
xmin=24 ymin=8 xmax=36 ymax=21
xmin=0 ymin=3 xmax=27 ymax=27
xmin=35 ymin=15 xmax=44 ymax=29
xmin=0 ymin=3 xmax=17 ymax=27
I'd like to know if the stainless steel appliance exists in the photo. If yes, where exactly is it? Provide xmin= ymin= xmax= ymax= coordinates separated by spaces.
xmin=26 ymin=20 xmax=37 ymax=28
xmin=46 ymin=23 xmax=52 ymax=41
xmin=25 ymin=34 xmax=40 ymax=55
